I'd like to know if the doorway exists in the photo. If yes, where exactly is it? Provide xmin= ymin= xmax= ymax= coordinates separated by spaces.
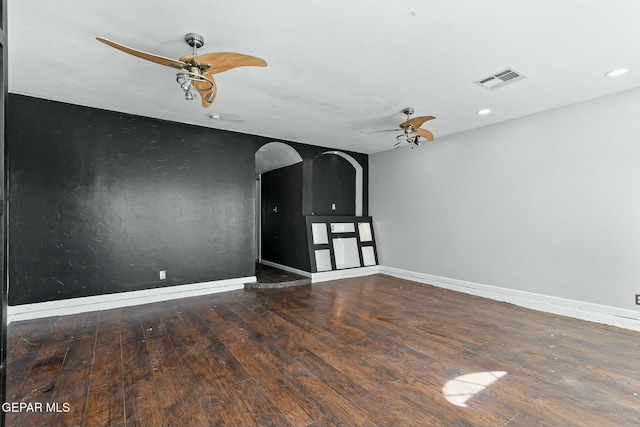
xmin=254 ymin=141 xmax=303 ymax=262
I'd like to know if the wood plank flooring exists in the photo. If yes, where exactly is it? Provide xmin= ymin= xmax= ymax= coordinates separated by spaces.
xmin=6 ymin=274 xmax=640 ymax=426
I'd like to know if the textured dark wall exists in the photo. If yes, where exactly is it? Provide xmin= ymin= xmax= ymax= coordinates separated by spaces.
xmin=297 ymin=148 xmax=368 ymax=217
xmin=8 ymin=95 xmax=370 ymax=305
xmin=311 ymin=154 xmax=356 ymax=215
xmin=8 ymin=95 xmax=258 ymax=305
xmin=260 ymin=162 xmax=310 ymax=271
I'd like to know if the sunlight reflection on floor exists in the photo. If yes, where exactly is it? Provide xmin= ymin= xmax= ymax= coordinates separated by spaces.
xmin=442 ymin=371 xmax=507 ymax=407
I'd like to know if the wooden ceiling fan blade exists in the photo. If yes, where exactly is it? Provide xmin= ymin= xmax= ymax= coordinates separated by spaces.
xmin=399 ymin=115 xmax=436 ymax=129
xmin=193 ymin=73 xmax=218 ymax=107
xmin=194 ymin=52 xmax=267 ymax=75
xmin=360 ymin=128 xmax=401 ymax=133
xmin=96 ymin=37 xmax=187 ymax=70
xmin=416 ymin=128 xmax=434 ymax=141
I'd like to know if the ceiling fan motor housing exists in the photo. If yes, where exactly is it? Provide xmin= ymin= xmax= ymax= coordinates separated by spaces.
xmin=185 ymin=33 xmax=204 ymax=49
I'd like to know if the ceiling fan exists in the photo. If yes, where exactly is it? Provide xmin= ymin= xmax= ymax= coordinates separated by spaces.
xmin=96 ymin=33 xmax=267 ymax=107
xmin=363 ymin=108 xmax=436 ymax=149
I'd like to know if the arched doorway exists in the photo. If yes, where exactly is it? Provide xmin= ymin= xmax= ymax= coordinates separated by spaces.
xmin=255 ymin=142 xmax=304 ymax=176
xmin=254 ymin=142 xmax=303 ymax=262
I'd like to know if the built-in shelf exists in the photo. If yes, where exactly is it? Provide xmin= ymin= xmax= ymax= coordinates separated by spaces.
xmin=305 ymin=216 xmax=378 ymax=273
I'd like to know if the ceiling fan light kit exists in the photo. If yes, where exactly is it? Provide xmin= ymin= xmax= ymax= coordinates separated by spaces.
xmin=96 ymin=32 xmax=267 ymax=107
xmin=176 ymin=33 xmax=215 ymax=102
xmin=176 ymin=70 xmax=216 ymax=101
xmin=394 ymin=107 xmax=436 ymax=149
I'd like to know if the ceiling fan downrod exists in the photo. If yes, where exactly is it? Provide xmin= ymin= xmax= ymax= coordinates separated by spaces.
xmin=177 ymin=33 xmax=216 ymax=101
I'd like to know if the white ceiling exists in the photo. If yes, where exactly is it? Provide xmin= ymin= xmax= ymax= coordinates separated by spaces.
xmin=8 ymin=1 xmax=640 ymax=154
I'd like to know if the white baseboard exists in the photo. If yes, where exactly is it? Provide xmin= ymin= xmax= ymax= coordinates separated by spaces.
xmin=259 ymin=260 xmax=381 ymax=283
xmin=16 ymin=265 xmax=637 ymax=332
xmin=380 ymin=266 xmax=640 ymax=332
xmin=260 ymin=260 xmax=311 ymax=277
xmin=7 ymin=276 xmax=255 ymax=323
xmin=312 ymin=266 xmax=380 ymax=283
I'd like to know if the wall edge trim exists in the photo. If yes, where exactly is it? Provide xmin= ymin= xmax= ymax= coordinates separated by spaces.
xmin=7 ymin=276 xmax=255 ymax=323
xmin=259 ymin=260 xmax=381 ymax=283
xmin=311 ymin=266 xmax=380 ymax=283
xmin=260 ymin=260 xmax=312 ymax=277
xmin=380 ymin=266 xmax=640 ymax=332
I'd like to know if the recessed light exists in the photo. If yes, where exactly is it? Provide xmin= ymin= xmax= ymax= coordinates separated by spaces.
xmin=605 ymin=68 xmax=630 ymax=77
xmin=477 ymin=108 xmax=492 ymax=115
xmin=210 ymin=114 xmax=221 ymax=120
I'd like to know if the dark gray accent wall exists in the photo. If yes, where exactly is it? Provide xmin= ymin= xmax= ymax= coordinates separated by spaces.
xmin=289 ymin=146 xmax=368 ymax=218
xmin=260 ymin=162 xmax=309 ymax=271
xmin=311 ymin=153 xmax=356 ymax=215
xmin=7 ymin=95 xmax=258 ymax=305
xmin=8 ymin=95 xmax=369 ymax=305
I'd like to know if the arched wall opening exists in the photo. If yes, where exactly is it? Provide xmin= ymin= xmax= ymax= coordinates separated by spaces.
xmin=312 ymin=151 xmax=363 ymax=216
xmin=255 ymin=142 xmax=303 ymax=176
xmin=255 ymin=142 xmax=304 ymax=266
xmin=257 ymin=144 xmax=367 ymax=273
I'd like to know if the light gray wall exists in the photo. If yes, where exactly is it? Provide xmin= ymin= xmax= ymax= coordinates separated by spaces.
xmin=370 ymin=87 xmax=640 ymax=311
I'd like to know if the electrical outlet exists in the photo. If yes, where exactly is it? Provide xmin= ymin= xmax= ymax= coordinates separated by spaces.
xmin=331 ymin=203 xmax=336 ymax=211
xmin=636 ymin=294 xmax=640 ymax=305
xmin=160 ymin=270 xmax=166 ymax=280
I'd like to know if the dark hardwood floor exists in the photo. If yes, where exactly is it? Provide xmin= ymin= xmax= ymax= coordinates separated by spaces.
xmin=5 ymin=274 xmax=640 ymax=426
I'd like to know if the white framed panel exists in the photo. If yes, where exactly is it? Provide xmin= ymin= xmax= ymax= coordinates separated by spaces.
xmin=333 ymin=237 xmax=361 ymax=269
xmin=315 ymin=249 xmax=333 ymax=272
xmin=358 ymin=222 xmax=373 ymax=242
xmin=331 ymin=223 xmax=355 ymax=233
xmin=312 ymin=223 xmax=329 ymax=244
xmin=361 ymin=246 xmax=376 ymax=266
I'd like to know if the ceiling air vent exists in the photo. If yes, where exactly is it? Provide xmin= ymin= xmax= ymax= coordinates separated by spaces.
xmin=474 ymin=68 xmax=526 ymax=90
